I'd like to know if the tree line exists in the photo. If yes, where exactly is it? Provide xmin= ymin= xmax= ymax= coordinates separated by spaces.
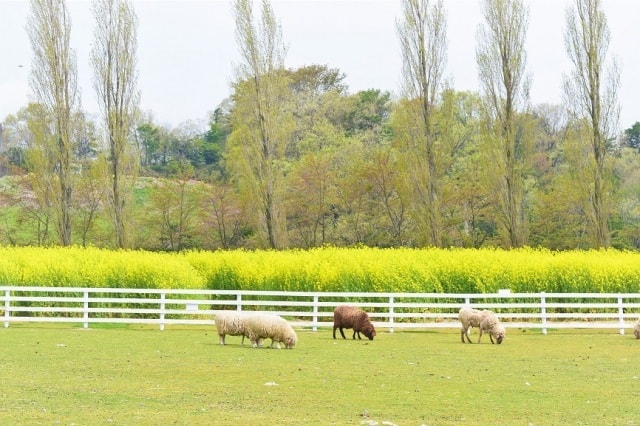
xmin=1 ymin=0 xmax=639 ymax=251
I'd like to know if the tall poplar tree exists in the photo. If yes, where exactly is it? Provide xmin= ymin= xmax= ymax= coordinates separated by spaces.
xmin=91 ymin=0 xmax=140 ymax=249
xmin=27 ymin=0 xmax=78 ymax=246
xmin=396 ymin=0 xmax=447 ymax=247
xmin=563 ymin=0 xmax=619 ymax=248
xmin=229 ymin=0 xmax=292 ymax=249
xmin=476 ymin=0 xmax=532 ymax=248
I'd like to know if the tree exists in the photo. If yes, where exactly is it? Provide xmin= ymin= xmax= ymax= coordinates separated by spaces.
xmin=199 ymin=176 xmax=248 ymax=250
xmin=396 ymin=0 xmax=448 ymax=247
xmin=74 ymin=158 xmax=108 ymax=247
xmin=285 ymin=64 xmax=348 ymax=160
xmin=612 ymin=146 xmax=640 ymax=249
xmin=563 ymin=0 xmax=620 ymax=247
xmin=135 ymin=119 xmax=162 ymax=168
xmin=476 ymin=0 xmax=532 ymax=248
xmin=391 ymin=90 xmax=483 ymax=247
xmin=285 ymin=148 xmax=337 ymax=247
xmin=623 ymin=122 xmax=640 ymax=150
xmin=147 ymin=162 xmax=199 ymax=250
xmin=366 ymin=146 xmax=408 ymax=245
xmin=22 ymin=103 xmax=56 ymax=245
xmin=344 ymin=89 xmax=392 ymax=143
xmin=27 ymin=0 xmax=79 ymax=246
xmin=1 ymin=107 xmax=36 ymax=171
xmin=228 ymin=0 xmax=292 ymax=249
xmin=91 ymin=0 xmax=140 ymax=249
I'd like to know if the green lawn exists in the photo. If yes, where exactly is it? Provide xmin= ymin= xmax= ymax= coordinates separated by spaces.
xmin=0 ymin=324 xmax=638 ymax=425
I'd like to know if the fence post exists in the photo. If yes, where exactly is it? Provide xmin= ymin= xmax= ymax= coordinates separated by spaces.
xmin=159 ymin=292 xmax=166 ymax=331
xmin=4 ymin=289 xmax=9 ymax=328
xmin=312 ymin=295 xmax=319 ymax=332
xmin=618 ymin=296 xmax=625 ymax=335
xmin=236 ymin=294 xmax=242 ymax=311
xmin=83 ymin=290 xmax=89 ymax=329
xmin=541 ymin=292 xmax=547 ymax=335
xmin=388 ymin=296 xmax=394 ymax=333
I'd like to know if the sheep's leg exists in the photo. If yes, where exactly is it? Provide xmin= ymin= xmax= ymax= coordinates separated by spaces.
xmin=250 ymin=334 xmax=261 ymax=348
xmin=460 ymin=327 xmax=471 ymax=343
xmin=465 ymin=327 xmax=473 ymax=343
xmin=461 ymin=327 xmax=471 ymax=343
xmin=477 ymin=328 xmax=483 ymax=344
xmin=339 ymin=327 xmax=347 ymax=339
xmin=353 ymin=330 xmax=361 ymax=340
xmin=219 ymin=334 xmax=225 ymax=345
xmin=489 ymin=334 xmax=495 ymax=344
xmin=461 ymin=326 xmax=472 ymax=343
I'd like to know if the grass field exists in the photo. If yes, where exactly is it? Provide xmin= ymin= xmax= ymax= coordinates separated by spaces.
xmin=0 ymin=324 xmax=638 ymax=425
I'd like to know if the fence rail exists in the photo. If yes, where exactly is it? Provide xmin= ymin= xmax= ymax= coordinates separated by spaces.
xmin=2 ymin=286 xmax=640 ymax=335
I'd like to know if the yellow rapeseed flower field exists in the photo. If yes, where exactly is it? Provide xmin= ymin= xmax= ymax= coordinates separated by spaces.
xmin=1 ymin=246 xmax=640 ymax=293
xmin=0 ymin=246 xmax=205 ymax=289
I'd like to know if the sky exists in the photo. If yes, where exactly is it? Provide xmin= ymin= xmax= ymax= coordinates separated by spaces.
xmin=1 ymin=0 xmax=639 ymax=131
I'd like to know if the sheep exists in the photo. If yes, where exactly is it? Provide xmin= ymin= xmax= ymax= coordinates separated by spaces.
xmin=214 ymin=310 xmax=249 ymax=345
xmin=243 ymin=314 xmax=297 ymax=349
xmin=459 ymin=307 xmax=484 ymax=343
xmin=459 ymin=307 xmax=505 ymax=344
xmin=478 ymin=310 xmax=506 ymax=344
xmin=634 ymin=319 xmax=640 ymax=339
xmin=332 ymin=305 xmax=376 ymax=341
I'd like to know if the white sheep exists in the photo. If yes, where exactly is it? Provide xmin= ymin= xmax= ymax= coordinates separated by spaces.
xmin=633 ymin=319 xmax=640 ymax=339
xmin=243 ymin=314 xmax=297 ymax=349
xmin=214 ymin=310 xmax=249 ymax=345
xmin=478 ymin=310 xmax=505 ymax=344
xmin=459 ymin=307 xmax=505 ymax=344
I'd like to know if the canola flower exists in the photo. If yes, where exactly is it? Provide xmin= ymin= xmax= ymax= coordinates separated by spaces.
xmin=0 ymin=246 xmax=205 ymax=289
xmin=1 ymin=246 xmax=640 ymax=293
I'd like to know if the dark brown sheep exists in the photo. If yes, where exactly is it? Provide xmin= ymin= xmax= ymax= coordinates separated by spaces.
xmin=333 ymin=305 xmax=376 ymax=340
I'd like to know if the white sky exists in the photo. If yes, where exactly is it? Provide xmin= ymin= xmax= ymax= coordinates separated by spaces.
xmin=1 ymin=0 xmax=638 ymax=130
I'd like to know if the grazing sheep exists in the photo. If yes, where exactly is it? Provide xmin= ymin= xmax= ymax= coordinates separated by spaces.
xmin=243 ymin=314 xmax=297 ymax=349
xmin=459 ymin=307 xmax=505 ymax=344
xmin=459 ymin=307 xmax=484 ymax=343
xmin=333 ymin=305 xmax=376 ymax=340
xmin=478 ymin=310 xmax=505 ymax=344
xmin=634 ymin=319 xmax=640 ymax=339
xmin=214 ymin=311 xmax=249 ymax=345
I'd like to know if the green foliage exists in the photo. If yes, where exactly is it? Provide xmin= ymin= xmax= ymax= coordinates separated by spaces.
xmin=624 ymin=121 xmax=640 ymax=150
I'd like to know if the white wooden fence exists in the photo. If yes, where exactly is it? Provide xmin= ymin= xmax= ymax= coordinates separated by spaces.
xmin=2 ymin=286 xmax=640 ymax=335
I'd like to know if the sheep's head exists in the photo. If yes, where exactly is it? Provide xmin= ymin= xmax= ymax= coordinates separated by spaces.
xmin=362 ymin=323 xmax=376 ymax=340
xmin=284 ymin=336 xmax=296 ymax=349
xmin=493 ymin=328 xmax=505 ymax=344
